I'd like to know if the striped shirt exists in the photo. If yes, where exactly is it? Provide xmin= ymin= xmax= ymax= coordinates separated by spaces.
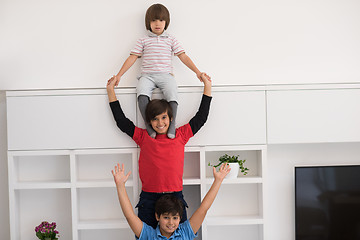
xmin=130 ymin=31 xmax=185 ymax=74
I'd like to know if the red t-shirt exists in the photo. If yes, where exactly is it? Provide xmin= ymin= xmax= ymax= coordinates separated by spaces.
xmin=133 ymin=123 xmax=193 ymax=192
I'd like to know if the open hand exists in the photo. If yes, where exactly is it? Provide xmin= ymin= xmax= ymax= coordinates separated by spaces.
xmin=112 ymin=163 xmax=131 ymax=186
xmin=213 ymin=163 xmax=230 ymax=181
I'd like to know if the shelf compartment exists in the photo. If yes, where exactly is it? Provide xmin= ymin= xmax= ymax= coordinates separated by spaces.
xmin=206 ymin=225 xmax=263 ymax=240
xmin=183 ymin=184 xmax=202 ymax=240
xmin=15 ymin=188 xmax=72 ymax=240
xmin=77 ymin=187 xmax=134 ymax=222
xmin=13 ymin=154 xmax=70 ymax=184
xmin=183 ymin=151 xmax=201 ymax=180
xmin=205 ymin=150 xmax=263 ymax=178
xmin=205 ymin=184 xmax=263 ymax=217
xmin=76 ymin=152 xmax=134 ymax=182
xmin=78 ymin=228 xmax=134 ymax=240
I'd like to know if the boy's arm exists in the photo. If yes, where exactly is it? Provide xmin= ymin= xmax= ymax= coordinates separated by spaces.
xmin=177 ymin=53 xmax=210 ymax=82
xmin=189 ymin=73 xmax=212 ymax=135
xmin=189 ymin=164 xmax=230 ymax=234
xmin=114 ymin=54 xmax=138 ymax=86
xmin=107 ymin=77 xmax=136 ymax=137
xmin=112 ymin=163 xmax=143 ymax=238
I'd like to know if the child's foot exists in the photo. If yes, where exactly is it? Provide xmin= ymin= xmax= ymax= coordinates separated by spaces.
xmin=167 ymin=121 xmax=176 ymax=139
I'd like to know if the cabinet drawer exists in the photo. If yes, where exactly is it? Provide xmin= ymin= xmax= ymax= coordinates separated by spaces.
xmin=267 ymin=89 xmax=360 ymax=143
xmin=178 ymin=91 xmax=267 ymax=146
xmin=7 ymin=93 xmax=137 ymax=150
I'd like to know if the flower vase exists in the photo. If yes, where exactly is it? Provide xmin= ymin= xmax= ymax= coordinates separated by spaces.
xmin=225 ymin=163 xmax=239 ymax=179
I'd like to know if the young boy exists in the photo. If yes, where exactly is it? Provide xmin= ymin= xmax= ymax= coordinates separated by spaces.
xmin=112 ymin=3 xmax=210 ymax=139
xmin=111 ymin=163 xmax=230 ymax=239
xmin=106 ymin=73 xmax=212 ymax=228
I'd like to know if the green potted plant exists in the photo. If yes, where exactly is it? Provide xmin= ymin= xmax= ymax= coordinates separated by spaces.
xmin=208 ymin=154 xmax=249 ymax=179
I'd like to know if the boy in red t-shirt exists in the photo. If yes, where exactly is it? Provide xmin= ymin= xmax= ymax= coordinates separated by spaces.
xmin=106 ymin=73 xmax=212 ymax=228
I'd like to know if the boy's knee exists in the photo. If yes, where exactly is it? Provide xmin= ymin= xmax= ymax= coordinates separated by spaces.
xmin=138 ymin=95 xmax=150 ymax=103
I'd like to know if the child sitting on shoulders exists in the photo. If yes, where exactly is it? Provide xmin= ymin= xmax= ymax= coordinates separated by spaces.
xmin=112 ymin=163 xmax=230 ymax=240
xmin=112 ymin=3 xmax=210 ymax=139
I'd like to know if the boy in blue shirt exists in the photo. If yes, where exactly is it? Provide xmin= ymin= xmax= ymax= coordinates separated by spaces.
xmin=112 ymin=163 xmax=230 ymax=239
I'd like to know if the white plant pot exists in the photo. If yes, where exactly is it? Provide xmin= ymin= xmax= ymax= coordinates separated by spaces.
xmin=225 ymin=163 xmax=239 ymax=179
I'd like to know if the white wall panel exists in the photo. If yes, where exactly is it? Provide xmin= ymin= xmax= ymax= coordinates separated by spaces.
xmin=267 ymin=89 xmax=360 ymax=144
xmin=177 ymin=91 xmax=266 ymax=146
xmin=7 ymin=92 xmax=137 ymax=150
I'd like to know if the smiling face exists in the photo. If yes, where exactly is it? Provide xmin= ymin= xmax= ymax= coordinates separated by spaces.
xmin=156 ymin=212 xmax=180 ymax=238
xmin=150 ymin=19 xmax=166 ymax=35
xmin=150 ymin=111 xmax=171 ymax=135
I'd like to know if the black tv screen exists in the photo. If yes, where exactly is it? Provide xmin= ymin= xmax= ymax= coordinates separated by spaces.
xmin=295 ymin=165 xmax=360 ymax=240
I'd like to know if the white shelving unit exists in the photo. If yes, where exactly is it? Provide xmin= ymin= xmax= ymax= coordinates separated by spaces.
xmin=7 ymin=146 xmax=266 ymax=240
xmin=200 ymin=145 xmax=266 ymax=240
xmin=6 ymin=87 xmax=267 ymax=240
xmin=8 ymin=149 xmax=139 ymax=240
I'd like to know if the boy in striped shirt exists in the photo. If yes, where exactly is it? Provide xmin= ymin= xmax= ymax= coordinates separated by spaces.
xmin=113 ymin=3 xmax=210 ymax=139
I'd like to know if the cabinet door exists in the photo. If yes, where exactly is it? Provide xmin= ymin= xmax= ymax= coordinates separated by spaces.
xmin=176 ymin=91 xmax=266 ymax=146
xmin=267 ymin=89 xmax=360 ymax=143
xmin=7 ymin=93 xmax=137 ymax=150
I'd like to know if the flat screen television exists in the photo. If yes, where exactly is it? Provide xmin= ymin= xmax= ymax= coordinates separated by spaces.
xmin=295 ymin=165 xmax=360 ymax=240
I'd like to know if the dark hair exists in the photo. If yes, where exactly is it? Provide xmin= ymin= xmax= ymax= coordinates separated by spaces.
xmin=155 ymin=194 xmax=183 ymax=219
xmin=145 ymin=4 xmax=170 ymax=31
xmin=145 ymin=99 xmax=173 ymax=124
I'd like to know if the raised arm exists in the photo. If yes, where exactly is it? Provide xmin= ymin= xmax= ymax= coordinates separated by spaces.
xmin=114 ymin=54 xmax=138 ymax=86
xmin=177 ymin=53 xmax=210 ymax=82
xmin=107 ymin=76 xmax=135 ymax=137
xmin=112 ymin=163 xmax=143 ymax=238
xmin=189 ymin=73 xmax=212 ymax=135
xmin=189 ymin=163 xmax=230 ymax=234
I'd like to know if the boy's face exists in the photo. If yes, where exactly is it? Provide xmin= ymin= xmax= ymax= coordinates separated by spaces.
xmin=156 ymin=212 xmax=181 ymax=237
xmin=150 ymin=19 xmax=166 ymax=35
xmin=150 ymin=111 xmax=171 ymax=135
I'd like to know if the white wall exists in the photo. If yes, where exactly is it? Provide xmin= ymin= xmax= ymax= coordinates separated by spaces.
xmin=1 ymin=0 xmax=360 ymax=90
xmin=1 ymin=0 xmax=360 ymax=239
xmin=266 ymin=142 xmax=360 ymax=240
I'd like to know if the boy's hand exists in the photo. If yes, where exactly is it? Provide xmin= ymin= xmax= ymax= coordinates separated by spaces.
xmin=112 ymin=163 xmax=131 ymax=186
xmin=107 ymin=76 xmax=116 ymax=91
xmin=201 ymin=72 xmax=212 ymax=86
xmin=114 ymin=75 xmax=121 ymax=87
xmin=213 ymin=163 xmax=230 ymax=182
xmin=197 ymin=72 xmax=211 ymax=82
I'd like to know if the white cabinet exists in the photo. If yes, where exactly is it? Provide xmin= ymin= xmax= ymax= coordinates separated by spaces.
xmin=6 ymin=90 xmax=137 ymax=150
xmin=7 ymin=149 xmax=139 ymax=240
xmin=6 ymin=87 xmax=267 ymax=240
xmin=183 ymin=90 xmax=267 ymax=146
xmin=267 ymin=88 xmax=360 ymax=144
xmin=136 ymin=88 xmax=267 ymax=146
xmin=201 ymin=145 xmax=266 ymax=240
xmin=8 ymin=145 xmax=266 ymax=240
